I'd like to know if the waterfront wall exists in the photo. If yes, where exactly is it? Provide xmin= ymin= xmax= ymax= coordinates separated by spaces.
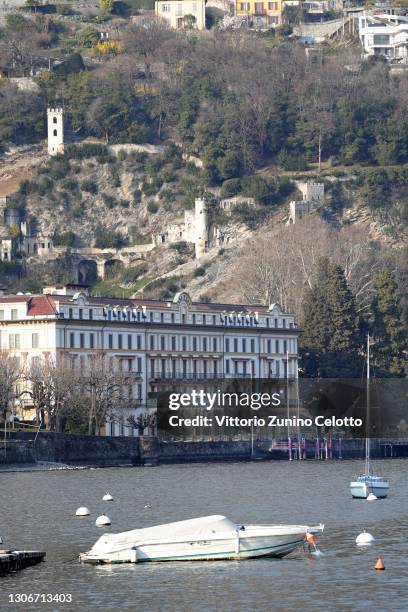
xmin=1 ymin=433 xmax=408 ymax=466
xmin=2 ymin=432 xmax=159 ymax=466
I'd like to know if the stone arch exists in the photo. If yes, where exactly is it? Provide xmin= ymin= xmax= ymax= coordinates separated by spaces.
xmin=104 ymin=258 xmax=124 ymax=280
xmin=77 ymin=259 xmax=98 ymax=284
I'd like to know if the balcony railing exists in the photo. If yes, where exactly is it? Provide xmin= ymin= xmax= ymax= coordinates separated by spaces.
xmin=149 ymin=371 xmax=259 ymax=381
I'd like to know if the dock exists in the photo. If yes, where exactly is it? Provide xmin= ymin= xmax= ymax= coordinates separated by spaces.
xmin=0 ymin=550 xmax=45 ymax=576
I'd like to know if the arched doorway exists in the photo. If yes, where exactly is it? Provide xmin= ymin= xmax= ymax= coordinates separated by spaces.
xmin=78 ymin=260 xmax=98 ymax=284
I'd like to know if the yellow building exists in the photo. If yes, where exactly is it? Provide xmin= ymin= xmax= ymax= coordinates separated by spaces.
xmin=155 ymin=0 xmax=206 ymax=30
xmin=235 ymin=0 xmax=282 ymax=29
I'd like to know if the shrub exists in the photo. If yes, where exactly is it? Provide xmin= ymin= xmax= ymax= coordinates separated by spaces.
xmin=81 ymin=179 xmax=98 ymax=194
xmin=133 ymin=189 xmax=142 ymax=204
xmin=121 ymin=263 xmax=149 ymax=283
xmin=147 ymin=200 xmax=159 ymax=213
xmin=102 ymin=193 xmax=117 ymax=209
xmin=53 ymin=231 xmax=76 ymax=247
xmin=194 ymin=266 xmax=206 ymax=277
xmin=220 ymin=178 xmax=242 ymax=199
xmin=94 ymin=228 xmax=127 ymax=249
xmin=170 ymin=241 xmax=188 ymax=254
xmin=232 ymin=203 xmax=268 ymax=229
xmin=163 ymin=143 xmax=181 ymax=164
xmin=64 ymin=143 xmax=110 ymax=161
xmin=142 ymin=182 xmax=159 ymax=197
xmin=161 ymin=170 xmax=176 ymax=183
xmin=48 ymin=157 xmax=70 ymax=180
xmin=276 ymin=149 xmax=308 ymax=171
xmin=62 ymin=177 xmax=79 ymax=192
xmin=117 ymin=150 xmax=128 ymax=162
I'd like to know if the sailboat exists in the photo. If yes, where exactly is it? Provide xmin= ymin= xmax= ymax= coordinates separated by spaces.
xmin=350 ymin=335 xmax=389 ymax=499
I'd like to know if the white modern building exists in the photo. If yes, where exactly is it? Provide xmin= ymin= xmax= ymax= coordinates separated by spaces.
xmin=0 ymin=286 xmax=299 ymax=436
xmin=358 ymin=12 xmax=408 ymax=63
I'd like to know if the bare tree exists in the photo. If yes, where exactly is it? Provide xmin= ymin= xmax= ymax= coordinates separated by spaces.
xmin=79 ymin=352 xmax=132 ymax=435
xmin=26 ymin=356 xmax=77 ymax=431
xmin=0 ymin=351 xmax=21 ymax=423
xmin=234 ymin=217 xmax=383 ymax=316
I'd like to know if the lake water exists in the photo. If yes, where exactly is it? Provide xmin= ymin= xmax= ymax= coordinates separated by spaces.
xmin=1 ymin=459 xmax=407 ymax=612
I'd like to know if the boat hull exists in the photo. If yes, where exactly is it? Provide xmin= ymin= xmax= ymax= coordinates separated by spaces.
xmin=80 ymin=519 xmax=324 ymax=565
xmin=350 ymin=478 xmax=389 ymax=499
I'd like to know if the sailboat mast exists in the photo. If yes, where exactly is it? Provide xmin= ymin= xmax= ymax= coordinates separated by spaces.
xmin=365 ymin=334 xmax=370 ymax=475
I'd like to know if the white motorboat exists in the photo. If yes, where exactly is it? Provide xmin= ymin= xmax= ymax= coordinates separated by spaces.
xmin=79 ymin=515 xmax=324 ymax=564
xmin=350 ymin=336 xmax=389 ymax=499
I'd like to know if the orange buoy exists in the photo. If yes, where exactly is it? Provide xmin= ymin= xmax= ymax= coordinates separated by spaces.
xmin=306 ymin=533 xmax=316 ymax=545
xmin=375 ymin=556 xmax=385 ymax=570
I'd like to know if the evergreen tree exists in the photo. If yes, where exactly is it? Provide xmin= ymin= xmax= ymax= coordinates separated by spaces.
xmin=371 ymin=270 xmax=407 ymax=377
xmin=300 ymin=257 xmax=362 ymax=377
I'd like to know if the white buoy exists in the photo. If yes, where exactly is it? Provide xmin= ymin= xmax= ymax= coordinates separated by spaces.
xmin=95 ymin=514 xmax=111 ymax=526
xmin=76 ymin=507 xmax=90 ymax=517
xmin=367 ymin=493 xmax=377 ymax=501
xmin=144 ymin=504 xmax=152 ymax=509
xmin=356 ymin=531 xmax=375 ymax=545
xmin=102 ymin=493 xmax=114 ymax=502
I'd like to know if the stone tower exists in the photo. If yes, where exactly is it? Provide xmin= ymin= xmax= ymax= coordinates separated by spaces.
xmin=194 ymin=197 xmax=208 ymax=259
xmin=47 ymin=106 xmax=64 ymax=156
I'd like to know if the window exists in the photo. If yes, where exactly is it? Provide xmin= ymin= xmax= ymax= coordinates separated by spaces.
xmin=160 ymin=336 xmax=165 ymax=350
xmin=79 ymin=308 xmax=83 ymax=320
xmin=89 ymin=309 xmax=93 ymax=320
xmin=137 ymin=357 xmax=142 ymax=372
xmin=242 ymin=338 xmax=246 ymax=352
xmin=150 ymin=358 xmax=155 ymax=377
xmin=9 ymin=334 xmax=20 ymax=349
xmin=274 ymin=318 xmax=278 ymax=327
xmin=193 ymin=337 xmax=197 ymax=351
xmin=282 ymin=319 xmax=286 ymax=329
xmin=0 ymin=310 xmax=4 ymax=320
xmin=201 ymin=337 xmax=206 ymax=351
xmin=161 ymin=2 xmax=170 ymax=10
xmin=234 ymin=338 xmax=238 ymax=352
xmin=127 ymin=335 xmax=132 ymax=350
xmin=203 ymin=315 xmax=206 ymax=325
xmin=254 ymin=2 xmax=264 ymax=12
xmin=266 ymin=318 xmax=270 ymax=327
xmin=69 ymin=333 xmax=75 ymax=349
xmin=108 ymin=334 xmax=113 ymax=349
xmin=226 ymin=359 xmax=230 ymax=374
xmin=171 ymin=336 xmax=176 ymax=350
xmin=214 ymin=360 xmax=218 ymax=376
xmin=192 ymin=314 xmax=196 ymax=324
xmin=251 ymin=339 xmax=255 ymax=353
xmin=137 ymin=383 xmax=142 ymax=400
xmin=171 ymin=313 xmax=175 ymax=323
xmin=283 ymin=340 xmax=287 ymax=354
xmin=53 ymin=129 xmax=57 ymax=136
xmin=118 ymin=334 xmax=123 ymax=350
xmin=150 ymin=336 xmax=155 ymax=350
xmin=172 ymin=359 xmax=176 ymax=376
xmin=160 ymin=313 xmax=164 ymax=323
xmin=11 ymin=309 xmax=18 ymax=321
xmin=90 ymin=333 xmax=95 ymax=349
xmin=182 ymin=336 xmax=187 ymax=351
xmin=53 ymin=116 xmax=57 ymax=124
xmin=137 ymin=335 xmax=142 ymax=350
xmin=267 ymin=339 xmax=271 ymax=353
xmin=32 ymin=333 xmax=39 ymax=349
xmin=80 ymin=333 xmax=85 ymax=349
xmin=69 ymin=308 xmax=73 ymax=319
xmin=268 ymin=1 xmax=277 ymax=8
xmin=182 ymin=359 xmax=187 ymax=376
xmin=240 ymin=1 xmax=250 ymax=9
xmin=192 ymin=2 xmax=197 ymax=10
xmin=373 ymin=34 xmax=390 ymax=45
xmin=213 ymin=337 xmax=217 ymax=351
xmin=225 ymin=338 xmax=230 ymax=352
xmin=213 ymin=315 xmax=216 ymax=325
